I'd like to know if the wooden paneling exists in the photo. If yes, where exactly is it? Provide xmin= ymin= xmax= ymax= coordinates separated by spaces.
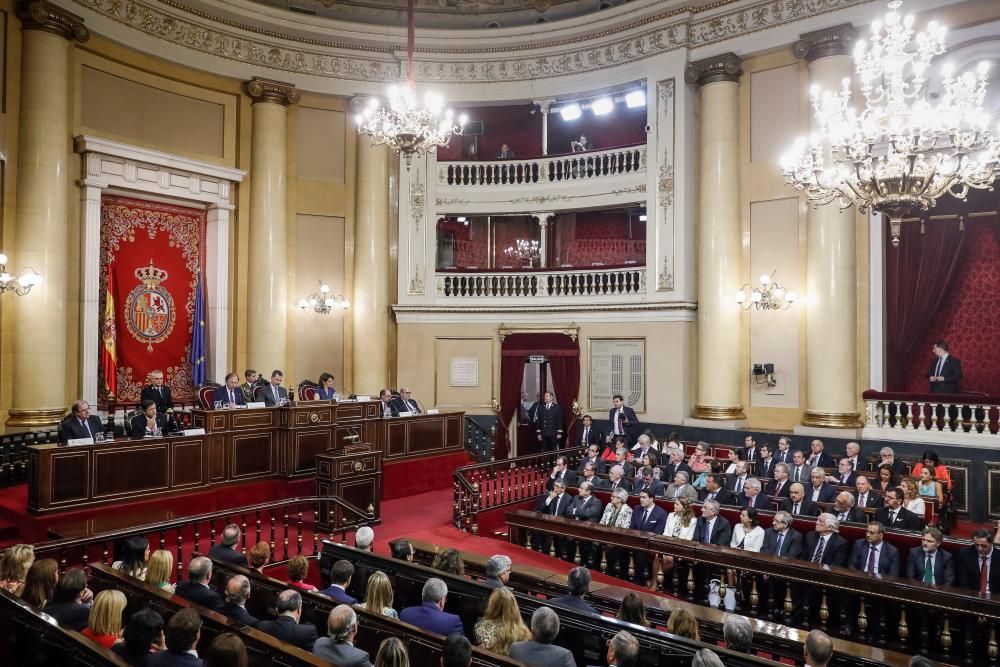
xmin=50 ymin=452 xmax=89 ymax=505
xmin=231 ymin=433 xmax=274 ymax=479
xmin=172 ymin=440 xmax=205 ymax=487
xmin=93 ymin=444 xmax=169 ymax=498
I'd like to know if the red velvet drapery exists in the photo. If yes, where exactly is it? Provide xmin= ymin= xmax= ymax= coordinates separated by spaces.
xmin=497 ymin=333 xmax=580 ymax=459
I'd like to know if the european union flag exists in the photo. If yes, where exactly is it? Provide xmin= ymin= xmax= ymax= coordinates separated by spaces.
xmin=190 ymin=271 xmax=206 ymax=387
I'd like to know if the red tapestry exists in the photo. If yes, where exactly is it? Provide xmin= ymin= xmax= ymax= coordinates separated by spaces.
xmin=99 ymin=196 xmax=205 ymax=402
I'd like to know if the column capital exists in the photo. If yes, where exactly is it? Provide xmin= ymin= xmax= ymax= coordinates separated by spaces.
xmin=16 ymin=0 xmax=89 ymax=43
xmin=793 ymin=24 xmax=857 ymax=62
xmin=685 ymin=53 xmax=742 ymax=88
xmin=245 ymin=77 xmax=300 ymax=106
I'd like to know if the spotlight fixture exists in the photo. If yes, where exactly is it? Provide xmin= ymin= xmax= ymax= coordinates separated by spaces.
xmin=560 ymin=104 xmax=582 ymax=121
xmin=625 ymin=90 xmax=646 ymax=108
xmin=591 ymin=97 xmax=614 ymax=116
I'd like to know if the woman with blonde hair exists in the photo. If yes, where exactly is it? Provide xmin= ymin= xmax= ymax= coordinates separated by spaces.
xmin=374 ymin=637 xmax=410 ymax=667
xmin=20 ymin=558 xmax=58 ymax=609
xmin=651 ymin=497 xmax=697 ymax=588
xmin=473 ymin=586 xmax=531 ymax=656
xmin=358 ymin=570 xmax=398 ymax=618
xmin=902 ymin=479 xmax=926 ymax=516
xmin=82 ymin=589 xmax=127 ymax=649
xmin=668 ymin=607 xmax=700 ymax=641
xmin=145 ymin=549 xmax=175 ymax=593
xmin=0 ymin=543 xmax=34 ymax=594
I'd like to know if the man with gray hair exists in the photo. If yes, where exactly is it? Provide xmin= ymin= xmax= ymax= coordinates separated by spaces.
xmin=209 ymin=523 xmax=247 ymax=566
xmin=803 ymin=513 xmax=848 ymax=567
xmin=509 ymin=606 xmax=576 ymax=667
xmin=175 ymin=556 xmax=223 ymax=610
xmin=258 ymin=589 xmax=318 ymax=650
xmin=401 ymin=578 xmax=465 ymax=637
xmin=691 ymin=648 xmax=725 ymax=667
xmin=355 ymin=526 xmax=375 ymax=552
xmin=831 ymin=492 xmax=864 ymax=524
xmin=722 ymin=614 xmax=754 ymax=653
xmin=484 ymin=555 xmax=512 ymax=589
xmin=313 ymin=605 xmax=372 ymax=667
xmin=607 ymin=463 xmax=630 ymax=493
xmin=603 ymin=630 xmax=639 ymax=667
xmin=879 ymin=446 xmax=909 ymax=479
xmin=550 ymin=566 xmax=598 ymax=615
xmin=664 ymin=470 xmax=698 ymax=502
xmin=739 ymin=477 xmax=771 ymax=511
xmin=219 ymin=574 xmax=259 ymax=627
xmin=804 ymin=629 xmax=833 ymax=667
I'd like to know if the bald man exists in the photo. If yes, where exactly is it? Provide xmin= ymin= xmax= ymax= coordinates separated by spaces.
xmin=390 ymin=388 xmax=421 ymax=415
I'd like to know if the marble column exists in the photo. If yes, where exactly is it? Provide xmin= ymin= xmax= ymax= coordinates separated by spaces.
xmin=535 ymin=213 xmax=552 ymax=268
xmin=685 ymin=54 xmax=745 ymax=422
xmin=7 ymin=1 xmax=89 ymax=428
xmin=245 ymin=78 xmax=298 ymax=378
xmin=352 ymin=134 xmax=391 ymax=393
xmin=795 ymin=25 xmax=863 ymax=429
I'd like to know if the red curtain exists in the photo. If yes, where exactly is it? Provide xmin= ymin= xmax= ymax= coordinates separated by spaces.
xmin=100 ymin=196 xmax=206 ymax=402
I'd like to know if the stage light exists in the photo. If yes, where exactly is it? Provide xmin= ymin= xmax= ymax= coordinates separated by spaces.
xmin=625 ymin=90 xmax=646 ymax=108
xmin=591 ymin=97 xmax=614 ymax=115
xmin=560 ymin=104 xmax=582 ymax=121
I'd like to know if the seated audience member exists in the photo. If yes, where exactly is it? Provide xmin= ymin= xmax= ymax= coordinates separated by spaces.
xmin=616 ymin=593 xmax=650 ymax=628
xmin=570 ymin=135 xmax=593 ymax=152
xmin=60 ymin=400 xmax=105 ymax=443
xmin=831 ymin=492 xmax=865 ymax=524
xmin=907 ymin=526 xmax=955 ymax=586
xmin=917 ymin=466 xmax=945 ymax=506
xmin=391 ymin=540 xmax=415 ymax=563
xmin=576 ymin=416 xmax=602 ymax=451
xmin=630 ymin=434 xmax=656 ymax=460
xmin=257 ymin=589 xmax=317 ymax=652
xmin=773 ymin=436 xmax=793 ymax=464
xmin=663 ymin=496 xmax=697 ymax=543
xmin=550 ymin=566 xmax=598 ymax=615
xmin=694 ymin=499 xmax=732 ymax=547
xmin=141 ymin=369 xmax=174 ymax=414
xmin=356 ymin=526 xmax=375 ymax=552
xmin=878 ymin=447 xmax=910 ymax=480
xmin=313 ymin=605 xmax=372 ymax=667
xmin=788 ymin=450 xmax=813 ymax=485
xmin=666 ymin=607 xmax=700 ymax=641
xmin=873 ymin=487 xmax=923 ymax=531
xmin=606 ymin=463 xmax=630 ymax=493
xmin=688 ymin=442 xmax=713 ymax=475
xmin=875 ymin=463 xmax=896 ymax=495
xmin=770 ymin=463 xmax=792 ymax=498
xmin=601 ymin=437 xmax=629 ymax=463
xmin=638 ymin=451 xmax=661 ymax=481
xmin=802 ymin=514 xmax=849 ymax=567
xmin=247 ymin=542 xmax=269 ymax=573
xmin=761 ymin=511 xmax=803 ymax=558
xmin=848 ymin=521 xmax=899 ymax=576
xmin=804 ymin=629 xmax=834 ymax=667
xmin=600 ymin=488 xmax=633 ymax=528
xmin=317 ymin=372 xmax=337 ymax=400
xmin=536 ymin=478 xmax=572 ymax=556
xmin=546 ymin=456 xmax=578 ymax=491
xmin=782 ymin=482 xmax=821 ymax=517
xmin=495 ymin=143 xmax=516 ymax=160
xmin=378 ymin=389 xmax=395 ymax=417
xmin=723 ymin=614 xmax=753 ymax=653
xmin=956 ymin=528 xmax=1000 ymax=593
xmin=175 ymin=557 xmax=223 ymax=610
xmin=731 ymin=508 xmax=765 ymax=552
xmin=219 ymin=575 xmax=259 ymax=627
xmin=630 ymin=490 xmax=667 ymax=533
xmin=844 ymin=441 xmax=869 ymax=471
xmin=661 ymin=448 xmax=692 ymax=482
xmin=43 ymin=568 xmax=92 ymax=631
xmin=691 ymin=649 xmax=725 ymax=667
xmin=806 ymin=439 xmax=834 ymax=469
xmin=826 ymin=458 xmax=857 ymax=488
xmin=319 ymin=560 xmax=359 ymax=604
xmin=432 ymin=548 xmax=465 ymax=576
xmin=358 ymin=570 xmax=398 ymax=619
xmin=149 ymin=607 xmax=203 ymax=667
xmin=725 ymin=461 xmax=750 ymax=495
xmin=114 ymin=535 xmax=151 ymax=579
xmin=665 ymin=471 xmax=698 ymax=502
xmin=902 ymin=479 xmax=925 ymax=516
xmin=146 ymin=549 xmax=176 ymax=593
xmin=570 ymin=481 xmax=604 ymax=525
xmin=214 ymin=373 xmax=247 ymax=408
xmin=484 ymin=554 xmax=512 ymax=590
xmin=473 ymin=586 xmax=531 ymax=656
xmin=722 ymin=450 xmax=740 ymax=475
xmin=509 ymin=606 xmax=577 ymax=667
xmin=602 ymin=630 xmax=640 ymax=667
xmin=631 ymin=466 xmax=664 ymax=497
xmin=112 ymin=607 xmax=165 ymax=666
xmin=578 ymin=464 xmax=607 ymax=491
xmin=203 ymin=633 xmax=247 ymax=667
xmin=131 ymin=400 xmax=172 ymax=438
xmin=854 ymin=475 xmax=880 ymax=509
xmin=375 ymin=637 xmax=410 ymax=667
xmin=286 ymin=554 xmax=318 ymax=592
xmin=442 ymin=634 xmax=473 ymax=667
xmin=0 ymin=543 xmax=34 ymax=594
xmin=807 ymin=468 xmax=837 ymax=504
xmin=239 ymin=369 xmax=260 ymax=402
xmin=82 ymin=589 xmax=127 ymax=649
xmin=20 ymin=558 xmax=58 ymax=608
xmin=261 ymin=370 xmax=289 ymax=407
xmin=391 ymin=387 xmax=421 ymax=415
xmin=756 ymin=444 xmax=775 ymax=478
xmin=740 ymin=478 xmax=771 ymax=511
xmin=700 ymin=473 xmax=735 ymax=505
xmin=401 ymin=578 xmax=464 ymax=637
xmin=911 ymin=449 xmax=953 ymax=490
xmin=208 ymin=524 xmax=246 ymax=566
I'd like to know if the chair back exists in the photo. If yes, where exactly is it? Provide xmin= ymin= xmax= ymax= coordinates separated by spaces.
xmin=298 ymin=380 xmax=319 ymax=401
xmin=198 ymin=383 xmax=220 ymax=409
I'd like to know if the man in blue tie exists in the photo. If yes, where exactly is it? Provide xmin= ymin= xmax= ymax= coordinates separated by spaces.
xmin=213 ymin=372 xmax=247 ymax=408
xmin=59 ymin=400 xmax=105 ymax=443
xmin=628 ymin=491 xmax=666 ymax=586
xmin=262 ymin=370 xmax=289 ymax=407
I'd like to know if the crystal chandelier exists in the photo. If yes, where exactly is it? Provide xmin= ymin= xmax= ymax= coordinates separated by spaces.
xmin=504 ymin=239 xmax=541 ymax=268
xmin=298 ymin=282 xmax=349 ymax=315
xmin=735 ymin=272 xmax=797 ymax=311
xmin=355 ymin=0 xmax=467 ymax=169
xmin=0 ymin=252 xmax=42 ymax=296
xmin=781 ymin=1 xmax=1000 ymax=247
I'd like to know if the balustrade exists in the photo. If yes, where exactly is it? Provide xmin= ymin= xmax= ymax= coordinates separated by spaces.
xmin=862 ymin=390 xmax=1000 ymax=438
xmin=437 ymin=266 xmax=644 ymax=298
xmin=440 ymin=145 xmax=646 ymax=187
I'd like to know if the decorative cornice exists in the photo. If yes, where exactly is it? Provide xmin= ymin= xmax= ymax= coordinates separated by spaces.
xmin=17 ymin=0 xmax=89 ymax=42
xmin=684 ymin=52 xmax=742 ymax=87
xmin=793 ymin=23 xmax=857 ymax=62
xmin=245 ymin=77 xmax=300 ymax=106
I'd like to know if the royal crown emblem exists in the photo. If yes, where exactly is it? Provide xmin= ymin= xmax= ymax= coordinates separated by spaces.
xmin=125 ymin=261 xmax=176 ymax=352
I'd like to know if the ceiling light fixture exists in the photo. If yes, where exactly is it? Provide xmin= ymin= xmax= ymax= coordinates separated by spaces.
xmin=591 ymin=97 xmax=614 ymax=116
xmin=560 ymin=103 xmax=582 ymax=121
xmin=625 ymin=90 xmax=646 ymax=108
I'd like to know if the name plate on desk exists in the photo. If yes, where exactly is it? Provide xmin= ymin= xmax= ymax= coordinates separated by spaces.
xmin=66 ymin=437 xmax=95 ymax=446
xmin=181 ymin=428 xmax=206 ymax=436
xmin=426 ymin=409 xmax=439 ymax=415
xmin=397 ymin=411 xmax=414 ymax=417
xmin=355 ymin=396 xmax=371 ymax=402
xmin=247 ymin=401 xmax=266 ymax=409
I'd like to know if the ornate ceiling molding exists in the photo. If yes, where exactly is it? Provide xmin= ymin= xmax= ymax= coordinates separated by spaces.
xmin=684 ymin=52 xmax=742 ymax=86
xmin=245 ymin=77 xmax=300 ymax=105
xmin=793 ymin=23 xmax=857 ymax=61
xmin=18 ymin=0 xmax=90 ymax=42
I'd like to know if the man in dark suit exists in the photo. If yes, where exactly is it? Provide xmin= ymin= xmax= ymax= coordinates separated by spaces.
xmin=495 ymin=143 xmax=516 ymax=160
xmin=740 ymin=478 xmax=772 ymax=511
xmin=801 ymin=514 xmax=849 ymax=567
xmin=376 ymin=389 xmax=395 ymax=417
xmin=391 ymin=387 xmax=422 ymax=415
xmin=828 ymin=459 xmax=858 ymax=488
xmin=148 ymin=608 xmax=203 ymax=667
xmin=261 ymin=370 xmax=289 ymax=406
xmin=853 ymin=476 xmax=881 ymax=510
xmin=213 ymin=372 xmax=247 ymax=408
xmin=41 ymin=568 xmax=92 ymax=631
xmin=239 ymin=369 xmax=261 ymax=402
xmin=400 ymin=578 xmax=465 ymax=637
xmin=740 ymin=435 xmax=760 ymax=462
xmin=606 ymin=464 xmax=630 ymax=493
xmin=756 ymin=444 xmax=775 ymax=479
xmin=907 ymin=527 xmax=955 ymax=585
xmin=575 ymin=415 xmax=602 ymax=450
xmin=612 ymin=448 xmax=635 ymax=480
xmin=631 ymin=466 xmax=664 ymax=498
xmin=762 ymin=511 xmax=803 ymax=558
xmin=59 ymin=400 xmax=105 ymax=443
xmin=928 ymin=340 xmax=963 ymax=393
xmin=130 ymin=400 xmax=172 ymax=438
xmin=568 ymin=486 xmax=603 ymax=566
xmin=607 ymin=394 xmax=639 ymax=445
xmin=848 ymin=522 xmax=899 ymax=576
xmin=174 ymin=557 xmax=223 ymax=610
xmin=630 ymin=434 xmax=656 ymax=462
xmin=509 ymin=606 xmax=576 ymax=667
xmin=788 ymin=450 xmax=813 ymax=485
xmin=576 ymin=443 xmax=607 ymax=474
xmin=629 ymin=491 xmax=667 ymax=585
xmin=312 ymin=605 xmax=372 ymax=667
xmin=218 ymin=575 xmax=259 ymax=627
xmin=877 ymin=447 xmax=911 ymax=480
xmin=830 ymin=492 xmax=866 ymax=524
xmin=956 ymin=528 xmax=1000 ymax=593
xmin=549 ymin=566 xmax=599 ymax=615
xmin=782 ymin=483 xmax=822 ymax=517
xmin=576 ymin=463 xmax=607 ymax=491
xmin=208 ymin=524 xmax=247 ymax=566
xmin=774 ymin=436 xmax=794 ymax=465
xmin=694 ymin=499 xmax=732 ymax=547
xmin=318 ymin=560 xmax=359 ymax=604
xmin=140 ymin=369 xmax=174 ymax=414
xmin=844 ymin=442 xmax=871 ymax=472
xmin=873 ymin=487 xmax=923 ymax=531
xmin=545 ymin=456 xmax=577 ymax=491
xmin=483 ymin=555 xmax=512 ymax=590
xmin=807 ymin=469 xmax=838 ymax=504
xmin=535 ymin=391 xmax=563 ymax=452
xmin=536 ymin=479 xmax=573 ymax=557
xmin=661 ymin=448 xmax=693 ymax=482
xmin=257 ymin=589 xmax=317 ymax=651
xmin=770 ymin=464 xmax=792 ymax=499
xmin=699 ymin=474 xmax=736 ymax=505
xmin=725 ymin=461 xmax=751 ymax=495
xmin=806 ymin=439 xmax=834 ymax=469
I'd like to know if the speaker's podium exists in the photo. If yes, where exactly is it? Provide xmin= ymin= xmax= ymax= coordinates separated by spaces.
xmin=315 ymin=443 xmax=383 ymax=533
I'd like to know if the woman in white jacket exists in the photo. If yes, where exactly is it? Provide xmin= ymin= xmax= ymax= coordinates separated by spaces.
xmin=722 ymin=507 xmax=766 ymax=611
xmin=650 ymin=497 xmax=697 ymax=589
xmin=599 ymin=488 xmax=634 ymax=579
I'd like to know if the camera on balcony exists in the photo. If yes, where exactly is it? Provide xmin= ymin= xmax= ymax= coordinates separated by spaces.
xmin=752 ymin=363 xmax=776 ymax=387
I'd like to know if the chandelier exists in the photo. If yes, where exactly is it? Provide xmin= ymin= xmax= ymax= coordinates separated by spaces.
xmin=355 ymin=0 xmax=467 ymax=169
xmin=298 ymin=282 xmax=349 ymax=315
xmin=736 ymin=272 xmax=797 ymax=311
xmin=504 ymin=240 xmax=541 ymax=268
xmin=0 ymin=252 xmax=42 ymax=296
xmin=781 ymin=0 xmax=1000 ymax=247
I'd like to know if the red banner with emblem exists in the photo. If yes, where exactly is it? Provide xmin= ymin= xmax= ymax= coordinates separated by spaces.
xmin=99 ymin=195 xmax=205 ymax=402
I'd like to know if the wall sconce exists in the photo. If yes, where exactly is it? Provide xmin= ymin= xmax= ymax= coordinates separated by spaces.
xmin=0 ymin=252 xmax=42 ymax=296
xmin=299 ymin=282 xmax=349 ymax=314
xmin=736 ymin=271 xmax=796 ymax=311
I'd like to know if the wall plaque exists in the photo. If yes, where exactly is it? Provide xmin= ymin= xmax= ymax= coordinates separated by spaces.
xmin=589 ymin=339 xmax=645 ymax=412
xmin=450 ymin=357 xmax=479 ymax=387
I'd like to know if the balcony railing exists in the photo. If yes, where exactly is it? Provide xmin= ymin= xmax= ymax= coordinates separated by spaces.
xmin=437 ymin=265 xmax=644 ymax=298
xmin=439 ymin=145 xmax=646 ymax=187
xmin=862 ymin=389 xmax=1000 ymax=441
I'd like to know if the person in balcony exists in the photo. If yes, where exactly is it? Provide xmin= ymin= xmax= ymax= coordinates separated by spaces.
xmin=570 ymin=135 xmax=593 ymax=152
xmin=927 ymin=340 xmax=962 ymax=394
xmin=495 ymin=143 xmax=516 ymax=159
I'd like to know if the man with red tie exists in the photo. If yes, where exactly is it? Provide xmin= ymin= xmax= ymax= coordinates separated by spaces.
xmin=848 ymin=522 xmax=899 ymax=576
xmin=956 ymin=528 xmax=1000 ymax=593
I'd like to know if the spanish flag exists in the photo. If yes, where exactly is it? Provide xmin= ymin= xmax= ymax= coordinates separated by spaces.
xmin=101 ymin=264 xmax=118 ymax=398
